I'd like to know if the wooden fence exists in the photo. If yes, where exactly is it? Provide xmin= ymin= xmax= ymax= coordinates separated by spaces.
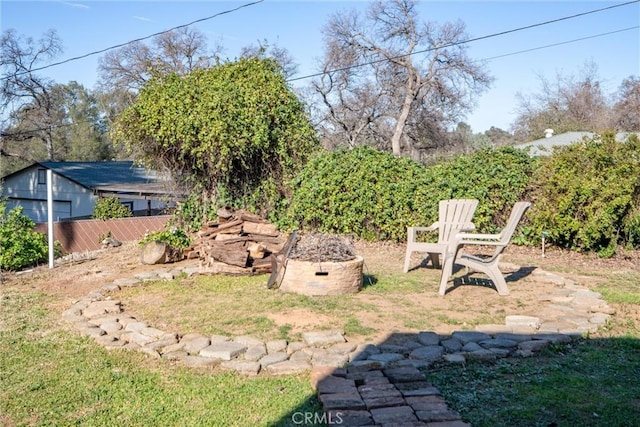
xmin=35 ymin=216 xmax=171 ymax=253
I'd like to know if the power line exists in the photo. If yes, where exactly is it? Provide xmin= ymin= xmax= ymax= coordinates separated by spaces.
xmin=0 ymin=0 xmax=264 ymax=81
xmin=1 ymin=0 xmax=638 ymax=137
xmin=3 ymin=24 xmax=635 ymax=139
xmin=482 ymin=26 xmax=639 ymax=62
xmin=286 ymin=0 xmax=640 ymax=82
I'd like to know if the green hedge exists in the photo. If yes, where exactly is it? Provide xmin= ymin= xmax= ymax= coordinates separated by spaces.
xmin=282 ymin=146 xmax=534 ymax=241
xmin=526 ymin=132 xmax=640 ymax=257
xmin=92 ymin=197 xmax=133 ymax=220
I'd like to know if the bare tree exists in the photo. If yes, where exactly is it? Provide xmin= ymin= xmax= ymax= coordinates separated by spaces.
xmin=239 ymin=39 xmax=299 ymax=79
xmin=613 ymin=76 xmax=640 ymax=132
xmin=312 ymin=0 xmax=492 ymax=157
xmin=512 ymin=63 xmax=613 ymax=141
xmin=1 ymin=29 xmax=63 ymax=161
xmin=97 ymin=27 xmax=215 ymax=94
xmin=96 ymin=27 xmax=221 ymax=158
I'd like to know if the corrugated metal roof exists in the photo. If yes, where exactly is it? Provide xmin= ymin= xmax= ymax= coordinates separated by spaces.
xmin=37 ymin=161 xmax=159 ymax=189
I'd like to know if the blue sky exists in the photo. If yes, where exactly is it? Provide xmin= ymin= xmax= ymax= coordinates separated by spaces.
xmin=1 ymin=0 xmax=639 ymax=133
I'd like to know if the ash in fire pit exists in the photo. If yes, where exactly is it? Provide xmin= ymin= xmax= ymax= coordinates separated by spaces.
xmin=288 ymin=233 xmax=356 ymax=263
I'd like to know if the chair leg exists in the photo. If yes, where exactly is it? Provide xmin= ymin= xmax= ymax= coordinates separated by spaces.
xmin=403 ymin=249 xmax=412 ymax=273
xmin=428 ymin=252 xmax=440 ymax=269
xmin=438 ymin=255 xmax=455 ymax=296
xmin=487 ymin=265 xmax=510 ymax=296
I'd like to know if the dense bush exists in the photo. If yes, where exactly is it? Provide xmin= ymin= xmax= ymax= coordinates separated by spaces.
xmin=113 ymin=58 xmax=319 ymax=223
xmin=92 ymin=197 xmax=132 ymax=220
xmin=527 ymin=133 xmax=640 ymax=257
xmin=282 ymin=146 xmax=534 ymax=241
xmin=428 ymin=146 xmax=535 ymax=233
xmin=0 ymin=204 xmax=49 ymax=270
xmin=282 ymin=147 xmax=436 ymax=240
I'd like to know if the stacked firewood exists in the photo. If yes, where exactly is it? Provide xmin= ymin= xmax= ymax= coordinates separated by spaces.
xmin=185 ymin=207 xmax=286 ymax=275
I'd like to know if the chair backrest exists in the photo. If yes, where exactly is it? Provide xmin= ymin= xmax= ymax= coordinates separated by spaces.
xmin=438 ymin=199 xmax=479 ymax=243
xmin=496 ymin=201 xmax=532 ymax=245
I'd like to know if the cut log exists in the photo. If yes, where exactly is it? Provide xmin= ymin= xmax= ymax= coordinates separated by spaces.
xmin=242 ymin=221 xmax=279 ymax=236
xmin=217 ymin=206 xmax=235 ymax=221
xmin=207 ymin=242 xmax=249 ymax=267
xmin=247 ymin=242 xmax=267 ymax=259
xmin=236 ymin=211 xmax=267 ymax=223
xmin=141 ymin=241 xmax=169 ymax=265
xmin=215 ymin=233 xmax=243 ymax=241
xmin=212 ymin=219 xmax=243 ymax=234
xmin=185 ymin=210 xmax=285 ymax=275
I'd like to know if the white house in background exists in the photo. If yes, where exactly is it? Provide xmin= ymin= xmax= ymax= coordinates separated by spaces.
xmin=1 ymin=161 xmax=181 ymax=223
xmin=514 ymin=131 xmax=640 ymax=157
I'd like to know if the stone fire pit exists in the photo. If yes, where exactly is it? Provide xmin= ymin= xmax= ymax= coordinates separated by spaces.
xmin=274 ymin=233 xmax=364 ymax=296
xmin=279 ymin=255 xmax=364 ymax=296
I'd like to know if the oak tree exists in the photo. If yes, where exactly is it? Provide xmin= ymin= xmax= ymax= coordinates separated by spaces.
xmin=613 ymin=76 xmax=640 ymax=132
xmin=312 ymin=0 xmax=492 ymax=158
xmin=512 ymin=63 xmax=612 ymax=141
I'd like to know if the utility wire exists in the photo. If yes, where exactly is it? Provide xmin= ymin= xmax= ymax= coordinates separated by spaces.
xmin=4 ymin=24 xmax=635 ymax=139
xmin=482 ymin=26 xmax=639 ymax=62
xmin=2 ymin=0 xmax=636 ymax=83
xmin=0 ymin=0 xmax=264 ymax=81
xmin=1 ymin=0 xmax=637 ymax=137
xmin=287 ymin=0 xmax=640 ymax=82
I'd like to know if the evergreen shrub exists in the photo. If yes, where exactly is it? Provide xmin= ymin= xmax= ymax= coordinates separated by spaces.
xmin=92 ymin=197 xmax=132 ymax=220
xmin=283 ymin=146 xmax=534 ymax=241
xmin=527 ymin=133 xmax=640 ymax=257
xmin=0 ymin=204 xmax=49 ymax=270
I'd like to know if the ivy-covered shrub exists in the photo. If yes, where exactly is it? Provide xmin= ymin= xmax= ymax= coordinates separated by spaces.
xmin=0 ymin=204 xmax=49 ymax=270
xmin=92 ymin=197 xmax=132 ymax=220
xmin=282 ymin=147 xmax=435 ymax=240
xmin=282 ymin=146 xmax=534 ymax=241
xmin=526 ymin=133 xmax=640 ymax=257
xmin=428 ymin=146 xmax=536 ymax=233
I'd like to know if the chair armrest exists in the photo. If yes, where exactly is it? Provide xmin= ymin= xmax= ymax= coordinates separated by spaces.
xmin=408 ymin=222 xmax=439 ymax=232
xmin=455 ymin=232 xmax=503 ymax=246
xmin=460 ymin=222 xmax=475 ymax=232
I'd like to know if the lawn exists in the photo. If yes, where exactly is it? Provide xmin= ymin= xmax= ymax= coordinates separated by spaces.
xmin=1 ymin=243 xmax=639 ymax=426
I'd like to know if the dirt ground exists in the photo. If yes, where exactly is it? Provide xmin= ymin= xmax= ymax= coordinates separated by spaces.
xmin=4 ymin=240 xmax=640 ymax=342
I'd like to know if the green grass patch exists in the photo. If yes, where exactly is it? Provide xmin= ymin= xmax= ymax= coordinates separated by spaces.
xmin=428 ymin=338 xmax=640 ymax=427
xmin=342 ymin=316 xmax=376 ymax=337
xmin=0 ymin=289 xmax=321 ymax=427
xmin=117 ymin=273 xmax=427 ymax=341
xmin=3 ymin=246 xmax=640 ymax=426
xmin=594 ymin=271 xmax=640 ymax=305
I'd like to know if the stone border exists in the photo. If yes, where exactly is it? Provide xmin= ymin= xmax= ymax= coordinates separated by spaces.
xmin=61 ymin=263 xmax=614 ymax=376
xmin=61 ymin=263 xmax=615 ymax=425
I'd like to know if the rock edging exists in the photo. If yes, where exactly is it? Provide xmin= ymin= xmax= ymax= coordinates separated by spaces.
xmin=61 ymin=263 xmax=614 ymax=426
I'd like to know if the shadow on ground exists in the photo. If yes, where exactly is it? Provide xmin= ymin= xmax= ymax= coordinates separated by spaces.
xmin=272 ymin=332 xmax=640 ymax=427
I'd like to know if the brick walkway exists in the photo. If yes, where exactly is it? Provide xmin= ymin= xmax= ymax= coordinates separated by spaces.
xmin=313 ymin=365 xmax=469 ymax=426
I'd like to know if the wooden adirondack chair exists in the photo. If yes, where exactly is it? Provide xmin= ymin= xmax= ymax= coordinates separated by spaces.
xmin=438 ymin=201 xmax=532 ymax=296
xmin=403 ymin=199 xmax=478 ymax=272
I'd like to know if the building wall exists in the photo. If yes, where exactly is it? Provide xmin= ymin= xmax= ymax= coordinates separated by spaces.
xmin=3 ymin=165 xmax=95 ymax=221
xmin=2 ymin=165 xmax=168 ymax=222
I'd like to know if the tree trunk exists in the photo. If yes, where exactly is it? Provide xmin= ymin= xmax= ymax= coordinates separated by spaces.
xmin=391 ymin=85 xmax=416 ymax=156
